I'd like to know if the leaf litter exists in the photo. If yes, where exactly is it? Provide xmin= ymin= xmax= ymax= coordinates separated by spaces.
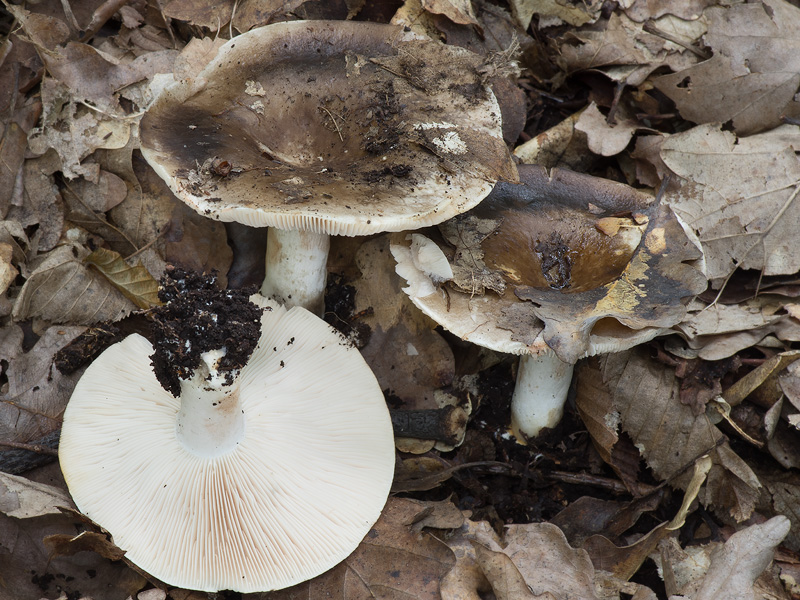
xmin=2 ymin=0 xmax=800 ymax=598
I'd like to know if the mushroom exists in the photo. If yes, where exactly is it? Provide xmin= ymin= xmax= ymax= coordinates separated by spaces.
xmin=139 ymin=20 xmax=517 ymax=315
xmin=391 ymin=165 xmax=706 ymax=440
xmin=58 ymin=270 xmax=395 ymax=592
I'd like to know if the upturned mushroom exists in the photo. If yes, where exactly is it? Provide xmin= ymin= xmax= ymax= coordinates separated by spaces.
xmin=58 ymin=270 xmax=395 ymax=592
xmin=391 ymin=165 xmax=706 ymax=440
xmin=139 ymin=20 xmax=517 ymax=315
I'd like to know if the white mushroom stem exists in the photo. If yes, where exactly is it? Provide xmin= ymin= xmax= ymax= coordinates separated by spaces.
xmin=510 ymin=351 xmax=575 ymax=441
xmin=261 ymin=229 xmax=330 ymax=316
xmin=175 ymin=348 xmax=245 ymax=458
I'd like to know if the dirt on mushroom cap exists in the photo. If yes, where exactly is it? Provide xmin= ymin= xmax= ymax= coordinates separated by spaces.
xmin=139 ymin=20 xmax=518 ymax=235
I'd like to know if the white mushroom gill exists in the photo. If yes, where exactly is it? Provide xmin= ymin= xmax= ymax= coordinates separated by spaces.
xmin=59 ymin=297 xmax=395 ymax=593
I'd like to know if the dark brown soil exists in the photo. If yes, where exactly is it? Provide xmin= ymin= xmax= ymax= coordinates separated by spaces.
xmin=149 ymin=268 xmax=262 ymax=397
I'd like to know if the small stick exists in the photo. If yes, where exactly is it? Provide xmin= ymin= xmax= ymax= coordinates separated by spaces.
xmin=390 ymin=406 xmax=467 ymax=446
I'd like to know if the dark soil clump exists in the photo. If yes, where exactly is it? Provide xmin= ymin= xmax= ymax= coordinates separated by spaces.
xmin=149 ymin=268 xmax=262 ymax=397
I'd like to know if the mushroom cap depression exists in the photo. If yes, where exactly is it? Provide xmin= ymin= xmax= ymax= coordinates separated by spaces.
xmin=391 ymin=165 xmax=707 ymax=363
xmin=139 ymin=20 xmax=517 ymax=236
xmin=58 ymin=297 xmax=395 ymax=593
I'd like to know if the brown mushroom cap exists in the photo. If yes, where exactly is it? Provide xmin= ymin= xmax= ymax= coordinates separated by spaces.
xmin=392 ymin=165 xmax=707 ymax=363
xmin=139 ymin=20 xmax=517 ymax=236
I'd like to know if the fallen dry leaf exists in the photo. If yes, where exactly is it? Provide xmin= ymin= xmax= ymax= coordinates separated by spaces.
xmin=576 ymin=349 xmax=762 ymax=522
xmin=0 ymin=326 xmax=84 ymax=446
xmin=84 ymin=247 xmax=161 ymax=309
xmin=674 ymin=297 xmax=800 ymax=360
xmin=353 ymin=235 xmax=455 ymax=414
xmin=257 ymin=498 xmax=456 ymax=600
xmin=556 ymin=12 xmax=698 ymax=87
xmin=0 ymin=471 xmax=74 ymax=518
xmin=654 ymin=0 xmax=800 ymax=135
xmin=12 ymin=243 xmax=137 ymax=324
xmin=656 ymin=516 xmax=790 ymax=599
xmin=660 ymin=124 xmax=800 ymax=285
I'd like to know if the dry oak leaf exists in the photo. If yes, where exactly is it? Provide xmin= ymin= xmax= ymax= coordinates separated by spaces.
xmin=654 ymin=0 xmax=800 ymax=135
xmin=674 ymin=297 xmax=800 ymax=360
xmin=576 ymin=350 xmax=761 ymax=522
xmin=257 ymin=497 xmax=455 ymax=600
xmin=576 ymin=102 xmax=642 ymax=157
xmin=27 ymin=79 xmax=129 ymax=181
xmin=511 ymin=0 xmax=600 ymax=29
xmin=622 ymin=0 xmax=715 ymax=22
xmin=556 ymin=12 xmax=699 ymax=87
xmin=661 ymin=516 xmax=790 ymax=600
xmin=353 ymin=235 xmax=455 ymax=417
xmin=440 ymin=518 xmax=600 ymax=600
xmin=661 ymin=124 xmax=800 ymax=284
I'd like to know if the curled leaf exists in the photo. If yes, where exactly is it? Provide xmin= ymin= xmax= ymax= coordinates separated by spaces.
xmin=85 ymin=247 xmax=161 ymax=310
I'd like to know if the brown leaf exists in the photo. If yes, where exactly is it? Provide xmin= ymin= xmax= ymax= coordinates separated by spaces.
xmin=0 ymin=122 xmax=28 ymax=218
xmin=232 ymin=0 xmax=306 ymax=33
xmin=44 ymin=531 xmax=126 ymax=561
xmin=577 ymin=350 xmax=762 ymax=522
xmin=85 ymin=247 xmax=161 ymax=309
xmin=163 ymin=0 xmax=234 ymax=30
xmin=42 ymin=42 xmax=176 ymax=113
xmin=557 ymin=12 xmax=698 ymax=87
xmin=575 ymin=102 xmax=641 ymax=157
xmin=0 ymin=471 xmax=74 ymax=518
xmin=12 ymin=243 xmax=137 ymax=324
xmin=0 ymin=468 xmax=147 ymax=600
xmin=28 ymin=79 xmax=130 ymax=180
xmin=259 ymin=498 xmax=456 ymax=600
xmin=0 ymin=326 xmax=84 ymax=445
xmin=662 ymin=516 xmax=790 ymax=599
xmin=674 ymin=297 xmax=800 ymax=360
xmin=661 ymin=124 xmax=800 ymax=284
xmin=472 ymin=543 xmax=543 ymax=599
xmin=163 ymin=205 xmax=233 ymax=287
xmin=421 ymin=0 xmax=481 ymax=29
xmin=353 ymin=236 xmax=455 ymax=414
xmin=654 ymin=0 xmax=800 ymax=135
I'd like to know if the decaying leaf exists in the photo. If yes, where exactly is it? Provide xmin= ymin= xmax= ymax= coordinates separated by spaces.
xmin=556 ymin=12 xmax=699 ymax=87
xmin=510 ymin=0 xmax=600 ymax=28
xmin=259 ymin=498 xmax=456 ymax=600
xmin=439 ymin=214 xmax=507 ymax=295
xmin=440 ymin=518 xmax=600 ymax=599
xmin=85 ymin=247 xmax=161 ymax=309
xmin=575 ymin=102 xmax=646 ymax=157
xmin=674 ymin=297 xmax=800 ymax=360
xmin=654 ymin=0 xmax=800 ymax=135
xmin=0 ymin=472 xmax=74 ymax=518
xmin=654 ymin=516 xmax=790 ymax=599
xmin=661 ymin=124 xmax=800 ymax=285
xmin=352 ymin=235 xmax=455 ymax=418
xmin=576 ymin=350 xmax=762 ymax=522
xmin=12 ymin=243 xmax=137 ymax=324
xmin=0 ymin=326 xmax=84 ymax=446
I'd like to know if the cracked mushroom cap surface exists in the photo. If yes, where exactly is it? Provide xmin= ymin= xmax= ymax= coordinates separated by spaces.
xmin=139 ymin=20 xmax=517 ymax=236
xmin=391 ymin=165 xmax=707 ymax=363
xmin=58 ymin=297 xmax=395 ymax=593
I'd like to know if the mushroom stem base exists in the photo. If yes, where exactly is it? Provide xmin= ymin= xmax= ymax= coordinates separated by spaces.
xmin=261 ymin=229 xmax=330 ymax=316
xmin=510 ymin=352 xmax=574 ymax=442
